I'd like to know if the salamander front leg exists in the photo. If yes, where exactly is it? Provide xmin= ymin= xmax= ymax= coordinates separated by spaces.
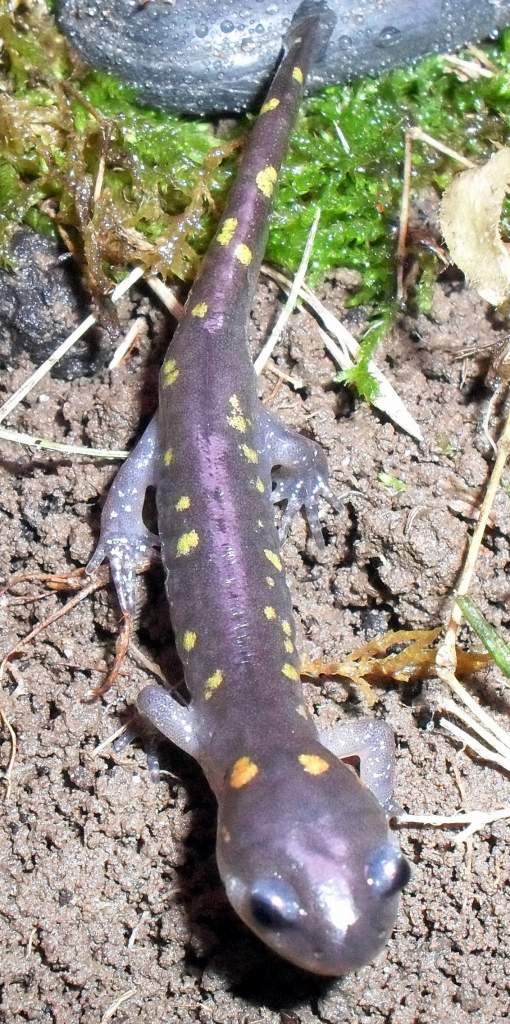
xmin=318 ymin=718 xmax=397 ymax=813
xmin=260 ymin=410 xmax=340 ymax=545
xmin=87 ymin=415 xmax=160 ymax=615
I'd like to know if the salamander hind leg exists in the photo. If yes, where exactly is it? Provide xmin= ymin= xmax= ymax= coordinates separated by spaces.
xmin=87 ymin=415 xmax=161 ymax=615
xmin=114 ymin=684 xmax=199 ymax=782
xmin=260 ymin=410 xmax=340 ymax=545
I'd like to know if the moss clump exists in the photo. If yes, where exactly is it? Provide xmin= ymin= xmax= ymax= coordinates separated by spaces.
xmin=2 ymin=2 xmax=510 ymax=321
xmin=0 ymin=0 xmax=238 ymax=294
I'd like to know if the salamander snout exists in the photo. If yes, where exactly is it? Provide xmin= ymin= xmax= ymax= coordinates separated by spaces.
xmin=216 ymin=752 xmax=410 ymax=975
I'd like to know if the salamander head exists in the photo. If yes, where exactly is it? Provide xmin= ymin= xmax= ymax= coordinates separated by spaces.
xmin=216 ymin=746 xmax=409 ymax=975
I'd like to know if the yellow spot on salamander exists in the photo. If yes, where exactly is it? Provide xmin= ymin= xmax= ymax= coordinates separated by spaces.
xmin=284 ymin=638 xmax=295 ymax=654
xmin=217 ymin=216 xmax=238 ymax=246
xmin=221 ymin=826 xmax=231 ymax=844
xmin=191 ymin=302 xmax=208 ymax=318
xmin=183 ymin=630 xmax=197 ymax=652
xmin=292 ymin=66 xmax=304 ymax=84
xmin=281 ymin=619 xmax=292 ymax=636
xmin=163 ymin=448 xmax=174 ymax=466
xmin=229 ymin=394 xmax=241 ymax=410
xmin=266 ymin=576 xmax=275 ymax=588
xmin=256 ymin=165 xmax=278 ymax=198
xmin=230 ymin=756 xmax=259 ymax=789
xmin=298 ymin=753 xmax=330 ymax=775
xmin=282 ymin=662 xmax=300 ymax=682
xmin=175 ymin=495 xmax=191 ymax=511
xmin=255 ymin=477 xmax=265 ymax=493
xmin=240 ymin=444 xmax=258 ymax=464
xmin=260 ymin=97 xmax=280 ymax=114
xmin=235 ymin=243 xmax=253 ymax=266
xmin=162 ymin=358 xmax=179 ymax=386
xmin=264 ymin=549 xmax=282 ymax=572
xmin=228 ymin=413 xmax=248 ymax=433
xmin=264 ymin=606 xmax=277 ymax=620
xmin=176 ymin=530 xmax=199 ymax=557
xmin=296 ymin=704 xmax=308 ymax=719
xmin=204 ymin=669 xmax=224 ymax=700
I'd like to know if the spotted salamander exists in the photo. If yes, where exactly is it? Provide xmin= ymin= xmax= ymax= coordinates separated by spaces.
xmin=88 ymin=1 xmax=410 ymax=975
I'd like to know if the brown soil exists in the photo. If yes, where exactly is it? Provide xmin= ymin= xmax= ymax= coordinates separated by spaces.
xmin=1 ymin=269 xmax=509 ymax=1024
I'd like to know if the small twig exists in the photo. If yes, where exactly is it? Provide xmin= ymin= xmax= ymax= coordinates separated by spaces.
xmin=407 ymin=126 xmax=476 ymax=169
xmin=85 ymin=613 xmax=132 ymax=700
xmin=396 ymin=131 xmax=414 ymax=304
xmin=438 ymin=404 xmax=510 ymax=669
xmin=264 ymin=364 xmax=304 ymax=389
xmin=0 ymin=706 xmax=17 ymax=801
xmin=254 ymin=209 xmax=320 ymax=375
xmin=127 ymin=910 xmax=148 ymax=950
xmin=128 ymin=641 xmax=167 ymax=684
xmin=1 ymin=575 xmax=105 ymax=665
xmin=398 ymin=806 xmax=510 ymax=842
xmin=442 ymin=54 xmax=494 ymax=81
xmin=99 ymin=988 xmax=137 ymax=1024
xmin=93 ymin=153 xmax=106 ymax=205
xmin=92 ymin=724 xmax=129 ymax=757
xmin=146 ymin=275 xmax=185 ymax=319
xmin=108 ymin=317 xmax=145 ymax=369
xmin=333 ymin=121 xmax=351 ymax=155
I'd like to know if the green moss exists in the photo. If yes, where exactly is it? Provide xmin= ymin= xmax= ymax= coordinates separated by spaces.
xmin=3 ymin=1 xmax=510 ymax=386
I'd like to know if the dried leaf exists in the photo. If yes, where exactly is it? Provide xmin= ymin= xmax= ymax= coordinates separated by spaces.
xmin=441 ymin=148 xmax=510 ymax=306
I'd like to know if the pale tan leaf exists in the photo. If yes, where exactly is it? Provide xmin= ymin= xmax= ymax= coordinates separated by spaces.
xmin=441 ymin=148 xmax=510 ymax=306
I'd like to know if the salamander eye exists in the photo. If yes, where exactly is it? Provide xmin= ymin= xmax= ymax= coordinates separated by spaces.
xmin=366 ymin=845 xmax=411 ymax=898
xmin=249 ymin=879 xmax=301 ymax=929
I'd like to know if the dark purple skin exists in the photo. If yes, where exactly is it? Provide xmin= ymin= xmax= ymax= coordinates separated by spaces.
xmin=89 ymin=3 xmax=410 ymax=975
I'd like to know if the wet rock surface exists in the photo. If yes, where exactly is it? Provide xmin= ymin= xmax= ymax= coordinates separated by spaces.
xmin=0 ymin=229 xmax=110 ymax=380
xmin=56 ymin=0 xmax=510 ymax=115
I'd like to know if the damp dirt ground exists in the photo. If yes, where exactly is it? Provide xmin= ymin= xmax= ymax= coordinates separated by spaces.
xmin=0 ymin=265 xmax=509 ymax=1024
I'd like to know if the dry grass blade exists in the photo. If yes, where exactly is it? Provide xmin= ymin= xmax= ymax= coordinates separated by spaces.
xmin=108 ymin=316 xmax=145 ymax=369
xmin=0 ymin=266 xmax=144 ymax=426
xmin=398 ymin=807 xmax=510 ymax=843
xmin=254 ymin=209 xmax=320 ymax=375
xmin=262 ymin=264 xmax=423 ymax=441
xmin=0 ymin=425 xmax=128 ymax=459
xmin=439 ymin=717 xmax=510 ymax=773
xmin=99 ymin=988 xmax=137 ymax=1024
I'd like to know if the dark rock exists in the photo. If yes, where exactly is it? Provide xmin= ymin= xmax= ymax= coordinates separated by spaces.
xmin=57 ymin=0 xmax=510 ymax=116
xmin=0 ymin=229 xmax=110 ymax=380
